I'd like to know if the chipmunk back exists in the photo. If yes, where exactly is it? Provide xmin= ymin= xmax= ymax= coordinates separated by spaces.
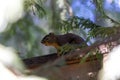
xmin=41 ymin=32 xmax=87 ymax=49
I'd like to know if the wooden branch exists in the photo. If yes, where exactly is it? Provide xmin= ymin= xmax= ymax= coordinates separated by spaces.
xmin=23 ymin=53 xmax=102 ymax=69
xmin=23 ymin=53 xmax=58 ymax=69
xmin=66 ymin=33 xmax=120 ymax=58
xmin=23 ymin=33 xmax=120 ymax=70
xmin=39 ymin=33 xmax=120 ymax=69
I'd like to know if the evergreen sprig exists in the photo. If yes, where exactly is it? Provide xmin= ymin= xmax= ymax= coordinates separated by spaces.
xmin=59 ymin=16 xmax=118 ymax=39
xmin=24 ymin=0 xmax=46 ymax=18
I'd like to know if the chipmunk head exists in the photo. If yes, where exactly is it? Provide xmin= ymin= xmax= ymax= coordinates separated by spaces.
xmin=41 ymin=32 xmax=58 ymax=46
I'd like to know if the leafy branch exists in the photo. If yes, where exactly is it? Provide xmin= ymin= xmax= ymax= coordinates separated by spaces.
xmin=93 ymin=0 xmax=120 ymax=25
xmin=24 ymin=0 xmax=46 ymax=18
xmin=59 ymin=16 xmax=118 ymax=39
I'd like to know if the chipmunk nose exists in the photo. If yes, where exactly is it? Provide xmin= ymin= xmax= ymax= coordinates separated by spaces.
xmin=41 ymin=40 xmax=44 ymax=44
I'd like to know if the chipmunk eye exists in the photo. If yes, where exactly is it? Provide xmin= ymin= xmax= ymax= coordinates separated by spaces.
xmin=46 ymin=37 xmax=50 ymax=41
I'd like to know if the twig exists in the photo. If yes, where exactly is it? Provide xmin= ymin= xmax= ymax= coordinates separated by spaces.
xmin=105 ymin=15 xmax=120 ymax=25
xmin=64 ymin=0 xmax=73 ymax=17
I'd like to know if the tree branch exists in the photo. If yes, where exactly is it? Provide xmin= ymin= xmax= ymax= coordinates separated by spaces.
xmin=38 ymin=33 xmax=120 ymax=70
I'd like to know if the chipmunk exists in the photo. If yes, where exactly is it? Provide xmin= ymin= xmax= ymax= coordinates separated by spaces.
xmin=41 ymin=32 xmax=87 ymax=55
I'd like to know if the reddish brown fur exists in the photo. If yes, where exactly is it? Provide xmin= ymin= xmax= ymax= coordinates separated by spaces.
xmin=41 ymin=33 xmax=87 ymax=49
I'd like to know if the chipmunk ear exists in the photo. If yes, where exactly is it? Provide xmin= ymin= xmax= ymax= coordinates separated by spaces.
xmin=49 ymin=32 xmax=56 ymax=40
xmin=49 ymin=32 xmax=54 ymax=36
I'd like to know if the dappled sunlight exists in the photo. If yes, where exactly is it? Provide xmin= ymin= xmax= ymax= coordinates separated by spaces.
xmin=0 ymin=62 xmax=18 ymax=80
xmin=0 ymin=44 xmax=48 ymax=80
xmin=98 ymin=45 xmax=120 ymax=80
xmin=0 ymin=0 xmax=24 ymax=32
xmin=0 ymin=44 xmax=25 ymax=73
